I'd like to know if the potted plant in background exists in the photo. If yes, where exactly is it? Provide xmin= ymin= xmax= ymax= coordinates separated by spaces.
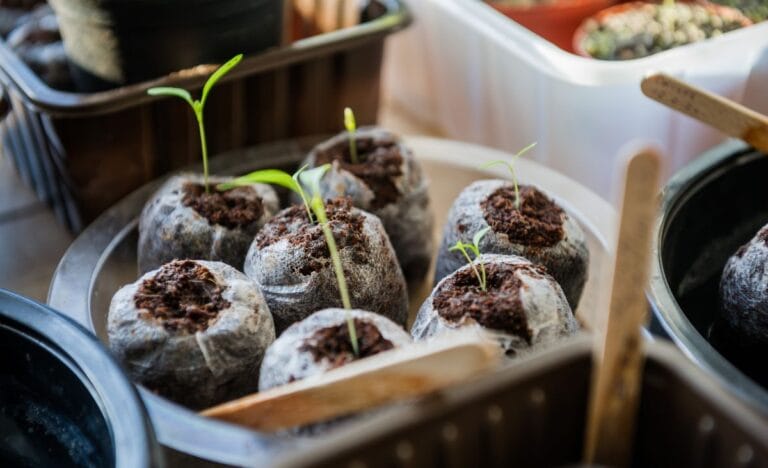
xmin=707 ymin=0 xmax=768 ymax=22
xmin=47 ymin=0 xmax=285 ymax=90
xmin=574 ymin=0 xmax=752 ymax=60
xmin=484 ymin=0 xmax=619 ymax=52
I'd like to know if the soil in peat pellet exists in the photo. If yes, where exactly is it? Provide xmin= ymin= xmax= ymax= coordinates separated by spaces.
xmin=182 ymin=183 xmax=264 ymax=230
xmin=433 ymin=262 xmax=545 ymax=344
xmin=314 ymin=137 xmax=404 ymax=210
xmin=481 ymin=185 xmax=564 ymax=248
xmin=134 ymin=260 xmax=230 ymax=334
xmin=299 ymin=318 xmax=395 ymax=369
xmin=255 ymin=197 xmax=368 ymax=274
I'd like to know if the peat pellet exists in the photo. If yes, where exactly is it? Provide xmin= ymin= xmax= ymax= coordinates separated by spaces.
xmin=259 ymin=308 xmax=411 ymax=391
xmin=413 ymin=254 xmax=578 ymax=357
xmin=434 ymin=180 xmax=589 ymax=308
xmin=138 ymin=174 xmax=279 ymax=273
xmin=302 ymin=127 xmax=434 ymax=281
xmin=244 ymin=198 xmax=409 ymax=334
xmin=108 ymin=259 xmax=275 ymax=409
xmin=720 ymin=224 xmax=768 ymax=345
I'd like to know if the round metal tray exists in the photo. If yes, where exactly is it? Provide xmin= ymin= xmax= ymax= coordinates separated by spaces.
xmin=49 ymin=136 xmax=615 ymax=465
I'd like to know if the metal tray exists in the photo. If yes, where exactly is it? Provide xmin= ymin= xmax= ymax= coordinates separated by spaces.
xmin=49 ymin=136 xmax=615 ymax=465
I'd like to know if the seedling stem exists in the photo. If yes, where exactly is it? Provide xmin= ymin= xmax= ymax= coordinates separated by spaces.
xmin=449 ymin=227 xmax=490 ymax=291
xmin=301 ymin=165 xmax=360 ymax=356
xmin=148 ymin=54 xmax=243 ymax=193
xmin=196 ymin=111 xmax=209 ymax=193
xmin=344 ymin=107 xmax=359 ymax=164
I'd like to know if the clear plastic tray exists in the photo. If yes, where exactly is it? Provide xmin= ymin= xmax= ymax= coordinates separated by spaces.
xmin=383 ymin=0 xmax=768 ymax=197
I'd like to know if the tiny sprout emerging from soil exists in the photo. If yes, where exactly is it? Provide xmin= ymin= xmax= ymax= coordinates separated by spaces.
xmin=449 ymin=227 xmax=491 ymax=291
xmin=482 ymin=142 xmax=537 ymax=211
xmin=148 ymin=54 xmax=244 ymax=194
xmin=299 ymin=164 xmax=360 ymax=356
xmin=218 ymin=164 xmax=316 ymax=223
xmin=344 ymin=107 xmax=359 ymax=164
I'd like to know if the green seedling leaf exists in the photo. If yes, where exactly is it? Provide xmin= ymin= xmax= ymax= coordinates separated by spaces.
xmin=147 ymin=54 xmax=243 ymax=193
xmin=344 ymin=107 xmax=359 ymax=164
xmin=481 ymin=142 xmax=537 ymax=211
xmin=298 ymin=164 xmax=331 ymax=199
xmin=218 ymin=164 xmax=326 ymax=224
xmin=472 ymin=226 xmax=490 ymax=251
xmin=217 ymin=168 xmax=297 ymax=192
xmin=292 ymin=164 xmax=314 ymax=222
xmin=147 ymin=87 xmax=193 ymax=106
xmin=449 ymin=227 xmax=491 ymax=291
xmin=201 ymin=54 xmax=243 ymax=108
xmin=305 ymin=168 xmax=359 ymax=356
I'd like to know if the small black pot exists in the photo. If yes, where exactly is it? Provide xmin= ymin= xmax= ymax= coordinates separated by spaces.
xmin=649 ymin=140 xmax=768 ymax=413
xmin=48 ymin=0 xmax=283 ymax=90
xmin=0 ymin=289 xmax=162 ymax=467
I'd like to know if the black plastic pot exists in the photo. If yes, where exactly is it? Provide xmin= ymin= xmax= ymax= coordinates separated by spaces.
xmin=47 ymin=0 xmax=283 ymax=90
xmin=0 ymin=289 xmax=162 ymax=467
xmin=649 ymin=139 xmax=768 ymax=413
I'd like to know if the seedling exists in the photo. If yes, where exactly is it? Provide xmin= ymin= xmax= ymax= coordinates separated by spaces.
xmin=148 ymin=54 xmax=243 ymax=193
xmin=344 ymin=107 xmax=359 ymax=164
xmin=449 ymin=227 xmax=491 ymax=291
xmin=300 ymin=165 xmax=360 ymax=356
xmin=217 ymin=165 xmax=315 ymax=223
xmin=482 ymin=142 xmax=537 ymax=210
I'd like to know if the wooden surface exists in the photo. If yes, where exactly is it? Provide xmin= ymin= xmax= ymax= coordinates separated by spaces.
xmin=584 ymin=149 xmax=661 ymax=466
xmin=202 ymin=332 xmax=501 ymax=431
xmin=0 ymin=159 xmax=72 ymax=301
xmin=642 ymin=73 xmax=768 ymax=154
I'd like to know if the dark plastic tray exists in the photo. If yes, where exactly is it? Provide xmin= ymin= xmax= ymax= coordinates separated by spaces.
xmin=277 ymin=336 xmax=768 ymax=468
xmin=0 ymin=1 xmax=410 ymax=232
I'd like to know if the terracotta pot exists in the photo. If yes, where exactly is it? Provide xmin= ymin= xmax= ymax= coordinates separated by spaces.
xmin=487 ymin=0 xmax=618 ymax=52
xmin=573 ymin=0 xmax=752 ymax=59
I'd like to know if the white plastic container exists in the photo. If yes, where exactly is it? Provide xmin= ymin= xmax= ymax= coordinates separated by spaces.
xmin=383 ymin=0 xmax=768 ymax=197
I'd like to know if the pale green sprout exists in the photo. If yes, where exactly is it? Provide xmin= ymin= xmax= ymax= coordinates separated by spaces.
xmin=148 ymin=54 xmax=244 ymax=193
xmin=217 ymin=164 xmax=315 ymax=223
xmin=449 ymin=227 xmax=491 ymax=291
xmin=344 ymin=107 xmax=359 ymax=164
xmin=481 ymin=142 xmax=537 ymax=211
xmin=299 ymin=164 xmax=360 ymax=356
